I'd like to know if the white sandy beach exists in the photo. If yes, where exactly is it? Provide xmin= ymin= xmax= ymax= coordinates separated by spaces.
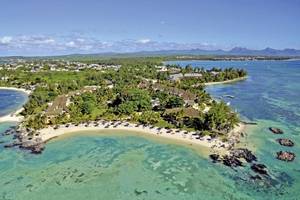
xmin=0 ymin=107 xmax=24 ymax=123
xmin=0 ymin=86 xmax=246 ymax=151
xmin=37 ymin=121 xmax=245 ymax=150
xmin=204 ymin=76 xmax=247 ymax=86
xmin=0 ymin=86 xmax=31 ymax=95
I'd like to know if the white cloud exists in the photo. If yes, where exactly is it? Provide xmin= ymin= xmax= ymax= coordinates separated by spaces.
xmin=0 ymin=36 xmax=13 ymax=44
xmin=66 ymin=41 xmax=76 ymax=47
xmin=41 ymin=39 xmax=55 ymax=44
xmin=11 ymin=36 xmax=56 ymax=46
xmin=0 ymin=34 xmax=221 ymax=56
xmin=136 ymin=38 xmax=151 ymax=44
xmin=76 ymin=38 xmax=85 ymax=42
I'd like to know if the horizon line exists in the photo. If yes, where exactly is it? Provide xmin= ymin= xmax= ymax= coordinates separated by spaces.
xmin=1 ymin=46 xmax=300 ymax=58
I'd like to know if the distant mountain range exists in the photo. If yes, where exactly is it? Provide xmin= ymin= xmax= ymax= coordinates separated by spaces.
xmin=1 ymin=47 xmax=300 ymax=59
xmin=127 ymin=47 xmax=300 ymax=57
xmin=225 ymin=47 xmax=300 ymax=56
xmin=55 ymin=47 xmax=300 ymax=57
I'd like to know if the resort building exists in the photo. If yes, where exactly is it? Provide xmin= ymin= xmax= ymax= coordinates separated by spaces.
xmin=169 ymin=73 xmax=203 ymax=81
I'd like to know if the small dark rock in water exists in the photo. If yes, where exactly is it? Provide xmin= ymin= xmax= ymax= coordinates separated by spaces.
xmin=269 ymin=127 xmax=283 ymax=134
xmin=56 ymin=181 xmax=61 ymax=185
xmin=276 ymin=151 xmax=295 ymax=162
xmin=20 ymin=140 xmax=36 ymax=148
xmin=20 ymin=141 xmax=45 ymax=154
xmin=250 ymin=175 xmax=263 ymax=180
xmin=222 ymin=155 xmax=243 ymax=167
xmin=134 ymin=189 xmax=148 ymax=196
xmin=251 ymin=164 xmax=268 ymax=175
xmin=19 ymin=137 xmax=45 ymax=154
xmin=230 ymin=148 xmax=257 ymax=163
xmin=4 ymin=141 xmax=22 ymax=148
xmin=277 ymin=138 xmax=294 ymax=147
xmin=30 ymin=144 xmax=45 ymax=154
xmin=4 ymin=143 xmax=15 ymax=148
xmin=3 ymin=129 xmax=15 ymax=136
xmin=209 ymin=154 xmax=221 ymax=162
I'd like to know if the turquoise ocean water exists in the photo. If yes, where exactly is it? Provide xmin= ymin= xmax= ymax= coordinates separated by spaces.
xmin=0 ymin=60 xmax=299 ymax=199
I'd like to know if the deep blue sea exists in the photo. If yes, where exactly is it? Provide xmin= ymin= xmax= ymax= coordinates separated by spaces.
xmin=0 ymin=89 xmax=28 ymax=117
xmin=0 ymin=60 xmax=299 ymax=199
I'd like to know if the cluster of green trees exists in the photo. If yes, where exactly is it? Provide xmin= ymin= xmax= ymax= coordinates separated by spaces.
xmin=112 ymin=88 xmax=152 ymax=115
xmin=167 ymin=66 xmax=248 ymax=89
xmin=133 ymin=111 xmax=163 ymax=125
xmin=0 ymin=57 xmax=243 ymax=138
xmin=162 ymin=101 xmax=239 ymax=136
xmin=204 ymin=101 xmax=239 ymax=133
xmin=151 ymin=90 xmax=184 ymax=109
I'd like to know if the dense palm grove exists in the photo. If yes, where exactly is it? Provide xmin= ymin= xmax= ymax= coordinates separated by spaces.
xmin=0 ymin=57 xmax=247 ymax=138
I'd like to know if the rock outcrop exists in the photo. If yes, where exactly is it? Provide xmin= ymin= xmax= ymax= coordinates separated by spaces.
xmin=209 ymin=148 xmax=257 ymax=168
xmin=269 ymin=127 xmax=283 ymax=134
xmin=230 ymin=148 xmax=257 ymax=163
xmin=251 ymin=164 xmax=268 ymax=175
xmin=19 ymin=137 xmax=45 ymax=154
xmin=276 ymin=151 xmax=295 ymax=162
xmin=277 ymin=138 xmax=294 ymax=147
xmin=209 ymin=154 xmax=221 ymax=163
xmin=222 ymin=155 xmax=243 ymax=167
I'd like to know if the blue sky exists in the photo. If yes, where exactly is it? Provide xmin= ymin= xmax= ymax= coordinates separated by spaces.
xmin=0 ymin=0 xmax=299 ymax=56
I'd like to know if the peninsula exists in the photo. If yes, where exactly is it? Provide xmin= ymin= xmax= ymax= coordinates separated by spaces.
xmin=0 ymin=57 xmax=247 ymax=154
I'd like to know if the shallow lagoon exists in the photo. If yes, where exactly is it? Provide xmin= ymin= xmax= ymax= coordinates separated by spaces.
xmin=1 ymin=60 xmax=300 ymax=199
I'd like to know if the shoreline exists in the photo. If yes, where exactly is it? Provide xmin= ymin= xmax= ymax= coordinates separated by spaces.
xmin=204 ymin=76 xmax=247 ymax=86
xmin=0 ymin=86 xmax=32 ymax=95
xmin=34 ymin=121 xmax=246 ymax=152
xmin=0 ymin=107 xmax=24 ymax=123
xmin=0 ymin=86 xmax=247 ymax=153
xmin=0 ymin=87 xmax=30 ymax=123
